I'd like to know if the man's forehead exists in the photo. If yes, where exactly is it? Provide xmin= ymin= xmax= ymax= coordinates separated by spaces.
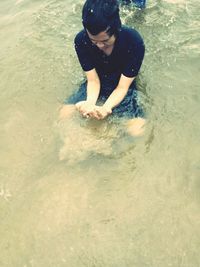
xmin=86 ymin=29 xmax=110 ymax=39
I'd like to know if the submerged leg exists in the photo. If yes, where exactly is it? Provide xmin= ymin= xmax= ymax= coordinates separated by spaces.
xmin=134 ymin=0 xmax=146 ymax=8
xmin=121 ymin=0 xmax=146 ymax=8
xmin=126 ymin=117 xmax=146 ymax=137
xmin=59 ymin=104 xmax=76 ymax=120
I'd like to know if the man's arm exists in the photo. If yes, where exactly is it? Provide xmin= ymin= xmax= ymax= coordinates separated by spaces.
xmin=85 ymin=69 xmax=100 ymax=104
xmin=76 ymin=69 xmax=101 ymax=117
xmin=104 ymin=74 xmax=135 ymax=110
xmin=94 ymin=74 xmax=135 ymax=119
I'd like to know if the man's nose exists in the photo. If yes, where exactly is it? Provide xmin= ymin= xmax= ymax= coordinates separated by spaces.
xmin=96 ymin=42 xmax=105 ymax=48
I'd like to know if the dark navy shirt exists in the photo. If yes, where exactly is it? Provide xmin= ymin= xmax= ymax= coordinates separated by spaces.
xmin=74 ymin=26 xmax=145 ymax=91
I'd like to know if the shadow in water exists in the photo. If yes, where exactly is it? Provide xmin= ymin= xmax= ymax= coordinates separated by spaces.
xmin=56 ymin=114 xmax=140 ymax=166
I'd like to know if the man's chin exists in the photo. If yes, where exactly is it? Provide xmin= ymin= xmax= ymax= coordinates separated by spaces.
xmin=100 ymin=47 xmax=107 ymax=52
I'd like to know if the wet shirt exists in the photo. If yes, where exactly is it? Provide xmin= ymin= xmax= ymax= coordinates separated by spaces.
xmin=74 ymin=26 xmax=145 ymax=89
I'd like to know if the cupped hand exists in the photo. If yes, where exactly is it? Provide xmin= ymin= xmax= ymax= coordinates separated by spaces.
xmin=93 ymin=105 xmax=112 ymax=120
xmin=75 ymin=101 xmax=96 ymax=118
xmin=75 ymin=101 xmax=112 ymax=120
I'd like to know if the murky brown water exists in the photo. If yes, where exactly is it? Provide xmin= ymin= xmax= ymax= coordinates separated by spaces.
xmin=0 ymin=0 xmax=200 ymax=266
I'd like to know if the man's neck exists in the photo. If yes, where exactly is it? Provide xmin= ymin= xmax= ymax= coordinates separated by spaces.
xmin=102 ymin=44 xmax=114 ymax=56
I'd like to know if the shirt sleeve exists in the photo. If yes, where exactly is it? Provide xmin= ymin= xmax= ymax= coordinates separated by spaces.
xmin=74 ymin=31 xmax=95 ymax=72
xmin=122 ymin=32 xmax=145 ymax=78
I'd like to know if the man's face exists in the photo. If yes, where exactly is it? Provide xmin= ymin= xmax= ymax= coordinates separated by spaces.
xmin=86 ymin=29 xmax=116 ymax=51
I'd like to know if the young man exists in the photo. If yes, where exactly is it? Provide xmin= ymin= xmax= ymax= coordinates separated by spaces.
xmin=60 ymin=0 xmax=146 ymax=136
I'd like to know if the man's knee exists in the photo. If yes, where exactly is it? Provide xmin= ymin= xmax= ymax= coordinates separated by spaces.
xmin=59 ymin=104 xmax=76 ymax=119
xmin=126 ymin=117 xmax=146 ymax=136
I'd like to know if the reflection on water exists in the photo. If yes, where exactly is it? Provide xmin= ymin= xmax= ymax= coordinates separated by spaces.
xmin=57 ymin=111 xmax=141 ymax=163
xmin=57 ymin=116 xmax=115 ymax=162
xmin=0 ymin=0 xmax=200 ymax=266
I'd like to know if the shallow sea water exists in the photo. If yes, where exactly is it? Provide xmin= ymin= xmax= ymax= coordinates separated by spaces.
xmin=0 ymin=0 xmax=200 ymax=266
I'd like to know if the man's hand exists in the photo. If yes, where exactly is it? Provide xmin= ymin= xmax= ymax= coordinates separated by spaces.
xmin=75 ymin=101 xmax=96 ymax=118
xmin=93 ymin=105 xmax=112 ymax=120
xmin=75 ymin=101 xmax=112 ymax=120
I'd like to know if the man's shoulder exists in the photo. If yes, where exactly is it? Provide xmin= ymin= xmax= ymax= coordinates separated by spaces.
xmin=74 ymin=29 xmax=87 ymax=44
xmin=120 ymin=26 xmax=144 ymax=44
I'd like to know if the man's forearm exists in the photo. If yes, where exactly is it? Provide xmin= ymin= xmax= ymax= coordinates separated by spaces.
xmin=103 ymin=86 xmax=129 ymax=110
xmin=86 ymin=80 xmax=100 ymax=104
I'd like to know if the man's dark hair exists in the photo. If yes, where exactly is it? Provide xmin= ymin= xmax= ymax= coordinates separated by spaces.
xmin=82 ymin=0 xmax=121 ymax=36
